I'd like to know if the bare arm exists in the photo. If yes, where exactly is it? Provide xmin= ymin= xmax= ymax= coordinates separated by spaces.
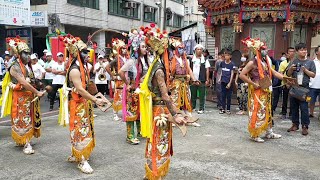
xmin=52 ymin=68 xmax=58 ymax=75
xmin=206 ymin=68 xmax=210 ymax=83
xmin=93 ymin=64 xmax=103 ymax=74
xmin=186 ymin=60 xmax=195 ymax=81
xmin=59 ymin=70 xmax=66 ymax=75
xmin=118 ymin=70 xmax=128 ymax=85
xmin=287 ymin=64 xmax=296 ymax=77
xmin=239 ymin=61 xmax=258 ymax=87
xmin=302 ymin=67 xmax=315 ymax=78
xmin=155 ymin=69 xmax=180 ymax=116
xmin=10 ymin=64 xmax=40 ymax=95
xmin=271 ymin=68 xmax=284 ymax=80
xmin=234 ymin=71 xmax=239 ymax=84
xmin=69 ymin=69 xmax=97 ymax=102
xmin=119 ymin=59 xmax=135 ymax=86
xmin=45 ymin=66 xmax=52 ymax=72
xmin=228 ymin=70 xmax=234 ymax=85
xmin=105 ymin=63 xmax=113 ymax=77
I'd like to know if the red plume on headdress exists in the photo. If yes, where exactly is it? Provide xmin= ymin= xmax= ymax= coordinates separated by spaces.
xmin=150 ymin=23 xmax=156 ymax=28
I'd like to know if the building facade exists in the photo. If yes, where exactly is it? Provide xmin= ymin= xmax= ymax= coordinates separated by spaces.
xmin=183 ymin=0 xmax=215 ymax=56
xmin=1 ymin=0 xmax=185 ymax=56
xmin=198 ymin=0 xmax=320 ymax=60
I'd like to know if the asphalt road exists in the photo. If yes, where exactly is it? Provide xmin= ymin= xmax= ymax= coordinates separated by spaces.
xmin=1 ymin=101 xmax=320 ymax=180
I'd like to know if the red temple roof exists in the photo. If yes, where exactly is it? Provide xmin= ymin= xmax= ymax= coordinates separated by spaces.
xmin=198 ymin=0 xmax=237 ymax=10
xmin=199 ymin=0 xmax=320 ymax=10
xmin=294 ymin=0 xmax=320 ymax=8
xmin=241 ymin=0 xmax=287 ymax=6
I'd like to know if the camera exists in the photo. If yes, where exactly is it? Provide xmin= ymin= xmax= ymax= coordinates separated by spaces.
xmin=296 ymin=63 xmax=301 ymax=72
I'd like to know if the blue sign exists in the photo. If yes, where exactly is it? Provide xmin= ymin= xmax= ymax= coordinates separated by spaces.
xmin=5 ymin=28 xmax=31 ymax=37
xmin=31 ymin=11 xmax=43 ymax=17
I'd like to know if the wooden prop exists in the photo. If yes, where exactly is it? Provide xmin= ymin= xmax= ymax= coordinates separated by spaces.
xmin=283 ymin=76 xmax=297 ymax=86
xmin=31 ymin=85 xmax=53 ymax=103
xmin=94 ymin=92 xmax=112 ymax=112
xmin=167 ymin=111 xmax=199 ymax=137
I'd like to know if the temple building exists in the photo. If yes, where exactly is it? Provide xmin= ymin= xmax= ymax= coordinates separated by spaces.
xmin=198 ymin=0 xmax=320 ymax=59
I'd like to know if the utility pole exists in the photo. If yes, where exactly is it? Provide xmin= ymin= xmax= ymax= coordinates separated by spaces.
xmin=162 ymin=0 xmax=166 ymax=31
xmin=159 ymin=0 xmax=166 ymax=31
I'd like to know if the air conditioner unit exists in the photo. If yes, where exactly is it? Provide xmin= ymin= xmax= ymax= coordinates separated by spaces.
xmin=145 ymin=7 xmax=154 ymax=13
xmin=124 ymin=1 xmax=137 ymax=9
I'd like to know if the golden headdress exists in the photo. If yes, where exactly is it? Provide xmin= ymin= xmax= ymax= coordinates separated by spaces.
xmin=59 ymin=34 xmax=87 ymax=57
xmin=6 ymin=36 xmax=30 ymax=54
xmin=144 ymin=23 xmax=169 ymax=55
xmin=111 ymin=38 xmax=126 ymax=55
xmin=241 ymin=37 xmax=267 ymax=53
xmin=112 ymin=38 xmax=126 ymax=50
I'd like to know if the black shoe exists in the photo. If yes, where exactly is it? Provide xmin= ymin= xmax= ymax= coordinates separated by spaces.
xmin=219 ymin=110 xmax=225 ymax=114
xmin=49 ymin=105 xmax=53 ymax=111
xmin=302 ymin=126 xmax=309 ymax=136
xmin=309 ymin=114 xmax=314 ymax=118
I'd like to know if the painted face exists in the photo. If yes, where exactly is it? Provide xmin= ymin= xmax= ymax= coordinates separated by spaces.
xmin=20 ymin=51 xmax=30 ymax=64
xmin=121 ymin=47 xmax=127 ymax=55
xmin=177 ymin=47 xmax=184 ymax=56
xmin=139 ymin=42 xmax=147 ymax=56
xmin=80 ymin=50 xmax=89 ymax=62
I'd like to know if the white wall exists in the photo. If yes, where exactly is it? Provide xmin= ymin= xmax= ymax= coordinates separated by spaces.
xmin=184 ymin=0 xmax=203 ymax=23
xmin=32 ymin=0 xmax=108 ymax=28
xmin=107 ymin=0 xmax=184 ymax=31
xmin=311 ymin=34 xmax=320 ymax=59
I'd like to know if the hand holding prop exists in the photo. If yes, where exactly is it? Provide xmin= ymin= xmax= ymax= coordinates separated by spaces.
xmin=31 ymin=85 xmax=53 ymax=103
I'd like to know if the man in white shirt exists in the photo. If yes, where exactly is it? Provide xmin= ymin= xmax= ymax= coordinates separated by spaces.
xmin=43 ymin=52 xmax=55 ymax=86
xmin=30 ymin=54 xmax=45 ymax=90
xmin=38 ymin=49 xmax=47 ymax=67
xmin=93 ymin=55 xmax=109 ymax=96
xmin=49 ymin=52 xmax=66 ymax=111
xmin=190 ymin=44 xmax=211 ymax=114
xmin=309 ymin=46 xmax=320 ymax=117
xmin=43 ymin=52 xmax=55 ymax=103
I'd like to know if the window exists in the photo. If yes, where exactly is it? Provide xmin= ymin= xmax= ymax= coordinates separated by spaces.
xmin=67 ymin=0 xmax=99 ymax=10
xmin=291 ymin=26 xmax=307 ymax=47
xmin=173 ymin=14 xmax=182 ymax=28
xmin=108 ymin=0 xmax=140 ymax=19
xmin=144 ymin=6 xmax=157 ymax=22
xmin=166 ymin=16 xmax=172 ymax=26
xmin=31 ymin=0 xmax=47 ymax=5
xmin=172 ymin=0 xmax=183 ymax=3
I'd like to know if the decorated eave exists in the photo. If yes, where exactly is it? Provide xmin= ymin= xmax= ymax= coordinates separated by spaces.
xmin=292 ymin=0 xmax=320 ymax=9
xmin=198 ymin=0 xmax=320 ymax=36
